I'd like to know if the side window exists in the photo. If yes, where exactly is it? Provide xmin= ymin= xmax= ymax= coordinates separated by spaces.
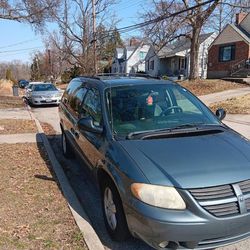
xmin=81 ymin=88 xmax=102 ymax=126
xmin=62 ymin=79 xmax=82 ymax=105
xmin=69 ymin=87 xmax=87 ymax=116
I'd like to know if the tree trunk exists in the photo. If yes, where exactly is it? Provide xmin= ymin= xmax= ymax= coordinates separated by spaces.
xmin=189 ymin=27 xmax=201 ymax=80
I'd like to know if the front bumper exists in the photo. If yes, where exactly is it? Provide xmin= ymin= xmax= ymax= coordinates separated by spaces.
xmin=125 ymin=197 xmax=250 ymax=249
xmin=31 ymin=96 xmax=61 ymax=105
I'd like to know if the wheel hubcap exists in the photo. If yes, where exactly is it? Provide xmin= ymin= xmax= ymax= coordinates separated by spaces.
xmin=104 ymin=187 xmax=117 ymax=230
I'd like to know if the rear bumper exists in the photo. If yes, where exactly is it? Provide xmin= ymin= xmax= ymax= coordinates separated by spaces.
xmin=125 ymin=199 xmax=250 ymax=249
xmin=31 ymin=97 xmax=61 ymax=105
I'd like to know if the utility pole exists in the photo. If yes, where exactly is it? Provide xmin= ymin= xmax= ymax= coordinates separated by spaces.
xmin=92 ymin=0 xmax=97 ymax=74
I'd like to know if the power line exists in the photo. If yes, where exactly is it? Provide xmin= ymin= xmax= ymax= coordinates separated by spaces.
xmin=0 ymin=46 xmax=44 ymax=54
xmin=0 ymin=38 xmax=39 ymax=49
xmin=102 ymin=0 xmax=216 ymax=36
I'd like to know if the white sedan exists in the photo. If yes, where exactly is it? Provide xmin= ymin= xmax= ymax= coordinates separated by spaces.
xmin=26 ymin=82 xmax=63 ymax=106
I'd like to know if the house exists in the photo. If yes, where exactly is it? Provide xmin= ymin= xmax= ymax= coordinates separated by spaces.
xmin=111 ymin=48 xmax=124 ymax=73
xmin=208 ymin=13 xmax=250 ymax=78
xmin=111 ymin=42 xmax=150 ymax=74
xmin=145 ymin=33 xmax=215 ymax=79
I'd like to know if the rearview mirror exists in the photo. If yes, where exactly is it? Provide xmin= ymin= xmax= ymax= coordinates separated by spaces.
xmin=77 ymin=117 xmax=103 ymax=134
xmin=216 ymin=108 xmax=226 ymax=121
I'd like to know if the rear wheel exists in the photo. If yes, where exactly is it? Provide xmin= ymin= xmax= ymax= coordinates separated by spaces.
xmin=101 ymin=178 xmax=130 ymax=241
xmin=61 ymin=130 xmax=74 ymax=158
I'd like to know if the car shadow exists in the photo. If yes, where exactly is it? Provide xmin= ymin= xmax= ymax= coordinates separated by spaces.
xmin=36 ymin=132 xmax=152 ymax=250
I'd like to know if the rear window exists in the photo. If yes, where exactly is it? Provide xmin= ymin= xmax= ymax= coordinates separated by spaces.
xmin=33 ymin=84 xmax=57 ymax=91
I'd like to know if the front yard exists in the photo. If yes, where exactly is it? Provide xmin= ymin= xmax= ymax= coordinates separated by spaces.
xmin=0 ymin=119 xmax=37 ymax=134
xmin=0 ymin=96 xmax=25 ymax=109
xmin=180 ymin=79 xmax=246 ymax=96
xmin=210 ymin=94 xmax=250 ymax=114
xmin=0 ymin=143 xmax=87 ymax=249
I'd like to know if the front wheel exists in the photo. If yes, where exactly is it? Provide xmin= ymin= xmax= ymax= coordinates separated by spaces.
xmin=101 ymin=179 xmax=130 ymax=241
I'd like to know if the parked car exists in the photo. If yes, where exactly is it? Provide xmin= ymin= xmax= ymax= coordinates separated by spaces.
xmin=59 ymin=75 xmax=250 ymax=250
xmin=18 ymin=79 xmax=29 ymax=88
xmin=26 ymin=82 xmax=62 ymax=106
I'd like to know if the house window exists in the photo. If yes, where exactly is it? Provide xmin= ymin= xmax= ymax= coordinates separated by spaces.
xmin=139 ymin=51 xmax=147 ymax=60
xmin=219 ymin=44 xmax=235 ymax=62
xmin=150 ymin=60 xmax=154 ymax=70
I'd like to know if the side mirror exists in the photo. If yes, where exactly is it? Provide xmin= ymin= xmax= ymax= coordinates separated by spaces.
xmin=216 ymin=108 xmax=226 ymax=121
xmin=77 ymin=117 xmax=103 ymax=134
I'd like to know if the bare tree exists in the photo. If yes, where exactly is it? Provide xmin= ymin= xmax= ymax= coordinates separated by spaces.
xmin=46 ymin=0 xmax=117 ymax=75
xmin=0 ymin=60 xmax=30 ymax=80
xmin=0 ymin=0 xmax=61 ymax=28
xmin=208 ymin=0 xmax=250 ymax=33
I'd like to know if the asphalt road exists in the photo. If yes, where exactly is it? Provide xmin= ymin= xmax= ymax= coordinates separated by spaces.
xmin=31 ymin=105 xmax=250 ymax=250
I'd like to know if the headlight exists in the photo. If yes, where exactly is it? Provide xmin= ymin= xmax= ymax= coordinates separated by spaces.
xmin=55 ymin=93 xmax=62 ymax=97
xmin=131 ymin=183 xmax=186 ymax=210
xmin=32 ymin=95 xmax=42 ymax=98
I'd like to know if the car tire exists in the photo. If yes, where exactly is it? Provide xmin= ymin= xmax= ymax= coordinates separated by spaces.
xmin=101 ymin=178 xmax=130 ymax=241
xmin=61 ymin=130 xmax=74 ymax=158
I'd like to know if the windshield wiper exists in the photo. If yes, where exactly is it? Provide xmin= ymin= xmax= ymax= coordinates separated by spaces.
xmin=169 ymin=123 xmax=204 ymax=130
xmin=126 ymin=128 xmax=171 ymax=140
xmin=126 ymin=123 xmax=212 ymax=140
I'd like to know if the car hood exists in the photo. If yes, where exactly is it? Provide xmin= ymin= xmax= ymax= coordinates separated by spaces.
xmin=118 ymin=129 xmax=250 ymax=189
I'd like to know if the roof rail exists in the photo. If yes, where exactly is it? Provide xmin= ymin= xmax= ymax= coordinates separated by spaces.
xmin=95 ymin=73 xmax=161 ymax=80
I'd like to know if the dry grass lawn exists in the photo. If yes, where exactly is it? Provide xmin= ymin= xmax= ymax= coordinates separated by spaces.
xmin=0 ymin=79 xmax=13 ymax=96
xmin=0 ymin=143 xmax=87 ymax=250
xmin=180 ymin=79 xmax=246 ymax=96
xmin=0 ymin=119 xmax=37 ymax=134
xmin=0 ymin=96 xmax=24 ymax=109
xmin=40 ymin=122 xmax=57 ymax=136
xmin=210 ymin=94 xmax=250 ymax=114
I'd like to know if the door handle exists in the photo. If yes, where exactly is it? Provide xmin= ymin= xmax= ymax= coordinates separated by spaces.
xmin=70 ymin=128 xmax=79 ymax=139
xmin=74 ymin=130 xmax=79 ymax=139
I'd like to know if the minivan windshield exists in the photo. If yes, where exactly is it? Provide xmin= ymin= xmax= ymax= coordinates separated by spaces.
xmin=106 ymin=83 xmax=220 ymax=136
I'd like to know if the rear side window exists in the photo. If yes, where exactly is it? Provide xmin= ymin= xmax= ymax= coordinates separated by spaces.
xmin=69 ymin=87 xmax=87 ymax=116
xmin=62 ymin=79 xmax=82 ymax=105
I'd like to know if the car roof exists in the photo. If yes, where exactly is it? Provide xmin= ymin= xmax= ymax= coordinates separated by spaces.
xmin=75 ymin=75 xmax=177 ymax=90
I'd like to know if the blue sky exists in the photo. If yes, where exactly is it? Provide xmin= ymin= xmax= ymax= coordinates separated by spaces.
xmin=0 ymin=0 xmax=145 ymax=63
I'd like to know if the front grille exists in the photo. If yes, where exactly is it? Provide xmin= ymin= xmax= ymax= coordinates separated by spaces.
xmin=239 ymin=179 xmax=250 ymax=195
xmin=189 ymin=180 xmax=250 ymax=218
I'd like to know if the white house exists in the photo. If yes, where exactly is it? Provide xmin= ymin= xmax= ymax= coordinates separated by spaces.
xmin=111 ymin=43 xmax=150 ymax=74
xmin=145 ymin=33 xmax=216 ymax=79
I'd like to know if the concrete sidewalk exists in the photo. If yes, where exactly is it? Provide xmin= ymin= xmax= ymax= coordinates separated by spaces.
xmin=0 ymin=108 xmax=32 ymax=120
xmin=224 ymin=114 xmax=250 ymax=139
xmin=199 ymin=86 xmax=250 ymax=106
xmin=0 ymin=133 xmax=42 ymax=143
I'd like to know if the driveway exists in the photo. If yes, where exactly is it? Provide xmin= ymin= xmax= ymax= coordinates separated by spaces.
xmin=30 ymin=105 xmax=61 ymax=133
xmin=30 ymin=99 xmax=250 ymax=250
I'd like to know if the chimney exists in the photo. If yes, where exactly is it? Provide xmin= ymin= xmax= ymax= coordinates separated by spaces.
xmin=130 ymin=37 xmax=140 ymax=46
xmin=236 ymin=12 xmax=247 ymax=25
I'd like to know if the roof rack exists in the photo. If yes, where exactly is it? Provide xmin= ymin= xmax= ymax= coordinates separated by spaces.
xmin=95 ymin=73 xmax=161 ymax=80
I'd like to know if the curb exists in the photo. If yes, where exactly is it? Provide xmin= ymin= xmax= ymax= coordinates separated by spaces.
xmin=28 ymin=108 xmax=105 ymax=250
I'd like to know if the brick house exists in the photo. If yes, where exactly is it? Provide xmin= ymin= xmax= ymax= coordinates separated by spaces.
xmin=207 ymin=13 xmax=250 ymax=78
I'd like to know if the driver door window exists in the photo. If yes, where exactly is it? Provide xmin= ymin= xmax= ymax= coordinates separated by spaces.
xmin=81 ymin=88 xmax=102 ymax=126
